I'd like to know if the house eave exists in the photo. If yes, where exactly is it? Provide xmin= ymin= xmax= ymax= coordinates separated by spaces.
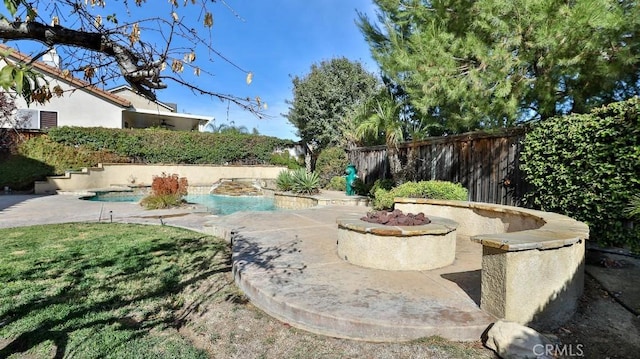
xmin=126 ymin=108 xmax=213 ymax=121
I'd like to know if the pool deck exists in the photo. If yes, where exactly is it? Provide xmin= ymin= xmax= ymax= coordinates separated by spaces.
xmin=0 ymin=193 xmax=214 ymax=232
xmin=0 ymin=191 xmax=495 ymax=342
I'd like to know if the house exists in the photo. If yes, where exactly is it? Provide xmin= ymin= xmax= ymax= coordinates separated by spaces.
xmin=0 ymin=44 xmax=214 ymax=131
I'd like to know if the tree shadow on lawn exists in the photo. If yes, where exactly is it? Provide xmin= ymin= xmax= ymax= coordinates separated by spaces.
xmin=0 ymin=224 xmax=232 ymax=358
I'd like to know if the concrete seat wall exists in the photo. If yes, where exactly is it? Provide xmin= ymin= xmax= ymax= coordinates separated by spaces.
xmin=395 ymin=198 xmax=589 ymax=330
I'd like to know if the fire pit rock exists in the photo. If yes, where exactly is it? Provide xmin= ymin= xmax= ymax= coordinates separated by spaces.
xmin=360 ymin=209 xmax=431 ymax=226
xmin=337 ymin=213 xmax=458 ymax=271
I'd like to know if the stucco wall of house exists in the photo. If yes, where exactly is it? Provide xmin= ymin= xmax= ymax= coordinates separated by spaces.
xmin=8 ymin=72 xmax=125 ymax=129
xmin=1 ymin=50 xmax=210 ymax=132
xmin=111 ymin=87 xmax=174 ymax=112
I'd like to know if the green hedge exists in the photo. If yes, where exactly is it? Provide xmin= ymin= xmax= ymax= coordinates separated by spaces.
xmin=315 ymin=147 xmax=349 ymax=188
xmin=373 ymin=180 xmax=468 ymax=210
xmin=18 ymin=136 xmax=129 ymax=174
xmin=269 ymin=152 xmax=303 ymax=169
xmin=520 ymin=97 xmax=640 ymax=248
xmin=47 ymin=127 xmax=294 ymax=165
xmin=0 ymin=154 xmax=54 ymax=190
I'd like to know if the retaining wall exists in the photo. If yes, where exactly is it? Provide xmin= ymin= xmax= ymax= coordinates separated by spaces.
xmin=35 ymin=163 xmax=286 ymax=194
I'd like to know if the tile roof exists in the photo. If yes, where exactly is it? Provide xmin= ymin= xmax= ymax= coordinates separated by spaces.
xmin=0 ymin=43 xmax=132 ymax=107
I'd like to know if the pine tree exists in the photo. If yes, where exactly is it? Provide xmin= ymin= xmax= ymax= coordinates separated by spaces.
xmin=358 ymin=0 xmax=640 ymax=133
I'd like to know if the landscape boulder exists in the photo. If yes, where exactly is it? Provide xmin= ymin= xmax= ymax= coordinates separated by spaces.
xmin=483 ymin=320 xmax=556 ymax=359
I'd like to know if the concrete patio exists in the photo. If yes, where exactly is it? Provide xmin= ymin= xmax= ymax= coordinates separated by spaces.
xmin=0 ymin=192 xmax=494 ymax=341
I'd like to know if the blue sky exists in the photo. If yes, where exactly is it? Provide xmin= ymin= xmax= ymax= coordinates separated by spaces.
xmin=166 ymin=1 xmax=381 ymax=140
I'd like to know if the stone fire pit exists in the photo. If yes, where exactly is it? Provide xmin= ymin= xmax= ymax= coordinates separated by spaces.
xmin=336 ymin=212 xmax=458 ymax=271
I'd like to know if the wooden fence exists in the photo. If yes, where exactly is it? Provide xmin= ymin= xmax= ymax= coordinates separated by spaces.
xmin=347 ymin=127 xmax=528 ymax=206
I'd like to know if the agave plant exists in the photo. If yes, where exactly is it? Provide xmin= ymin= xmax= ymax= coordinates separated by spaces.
xmin=276 ymin=170 xmax=294 ymax=192
xmin=290 ymin=168 xmax=320 ymax=195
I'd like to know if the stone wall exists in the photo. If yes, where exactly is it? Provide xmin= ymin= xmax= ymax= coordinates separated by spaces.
xmin=273 ymin=192 xmax=370 ymax=209
xmin=273 ymin=193 xmax=318 ymax=209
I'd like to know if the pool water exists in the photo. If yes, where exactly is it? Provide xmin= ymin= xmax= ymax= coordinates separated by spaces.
xmin=86 ymin=192 xmax=276 ymax=215
xmin=187 ymin=194 xmax=276 ymax=215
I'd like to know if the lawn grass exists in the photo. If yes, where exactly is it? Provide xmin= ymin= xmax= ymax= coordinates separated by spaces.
xmin=0 ymin=223 xmax=230 ymax=358
xmin=0 ymin=222 xmax=495 ymax=358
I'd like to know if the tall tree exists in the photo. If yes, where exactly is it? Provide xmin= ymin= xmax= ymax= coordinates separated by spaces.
xmin=0 ymin=0 xmax=263 ymax=112
xmin=284 ymin=57 xmax=380 ymax=151
xmin=358 ymin=0 xmax=640 ymax=132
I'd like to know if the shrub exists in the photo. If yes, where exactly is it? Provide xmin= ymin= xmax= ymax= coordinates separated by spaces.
xmin=315 ymin=147 xmax=349 ymax=187
xmin=350 ymin=178 xmax=395 ymax=199
xmin=18 ymin=136 xmax=128 ymax=174
xmin=353 ymin=178 xmax=370 ymax=196
xmin=47 ymin=126 xmax=293 ymax=165
xmin=269 ymin=152 xmax=302 ymax=169
xmin=369 ymin=179 xmax=395 ymax=196
xmin=520 ymin=97 xmax=640 ymax=247
xmin=326 ymin=176 xmax=346 ymax=191
xmin=139 ymin=194 xmax=184 ymax=209
xmin=625 ymin=195 xmax=640 ymax=220
xmin=140 ymin=173 xmax=188 ymax=209
xmin=276 ymin=170 xmax=294 ymax=192
xmin=372 ymin=180 xmax=468 ymax=210
xmin=0 ymin=154 xmax=54 ymax=190
xmin=151 ymin=173 xmax=188 ymax=196
xmin=290 ymin=169 xmax=320 ymax=195
xmin=325 ymin=177 xmax=372 ymax=196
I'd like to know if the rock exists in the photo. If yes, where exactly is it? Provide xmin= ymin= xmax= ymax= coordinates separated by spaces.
xmin=360 ymin=209 xmax=431 ymax=226
xmin=212 ymin=181 xmax=262 ymax=196
xmin=483 ymin=321 xmax=555 ymax=359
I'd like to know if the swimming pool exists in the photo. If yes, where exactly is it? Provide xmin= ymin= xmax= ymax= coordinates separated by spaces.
xmin=86 ymin=192 xmax=277 ymax=215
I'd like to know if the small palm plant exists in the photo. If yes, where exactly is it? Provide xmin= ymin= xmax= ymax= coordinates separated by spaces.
xmin=353 ymin=88 xmax=405 ymax=177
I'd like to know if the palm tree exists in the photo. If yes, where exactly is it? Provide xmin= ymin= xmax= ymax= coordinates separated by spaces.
xmin=219 ymin=124 xmax=249 ymax=134
xmin=203 ymin=120 xmax=224 ymax=133
xmin=204 ymin=120 xmax=254 ymax=135
xmin=354 ymin=88 xmax=405 ymax=177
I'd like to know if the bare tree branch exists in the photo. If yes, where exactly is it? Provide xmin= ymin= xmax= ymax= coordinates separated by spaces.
xmin=0 ymin=18 xmax=166 ymax=99
xmin=0 ymin=0 xmax=265 ymax=117
xmin=162 ymin=74 xmax=266 ymax=117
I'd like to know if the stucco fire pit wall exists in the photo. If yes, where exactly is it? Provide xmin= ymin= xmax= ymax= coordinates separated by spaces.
xmin=336 ymin=216 xmax=459 ymax=271
xmin=394 ymin=198 xmax=589 ymax=329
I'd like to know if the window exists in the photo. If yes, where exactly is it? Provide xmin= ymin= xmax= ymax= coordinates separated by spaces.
xmin=40 ymin=111 xmax=58 ymax=129
xmin=13 ymin=110 xmax=58 ymax=130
